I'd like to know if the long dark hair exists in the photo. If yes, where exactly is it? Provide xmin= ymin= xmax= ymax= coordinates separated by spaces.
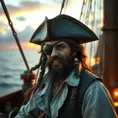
xmin=71 ymin=44 xmax=92 ymax=72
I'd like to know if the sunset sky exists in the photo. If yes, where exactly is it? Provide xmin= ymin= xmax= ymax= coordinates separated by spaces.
xmin=0 ymin=0 xmax=103 ymax=61
xmin=0 ymin=0 xmax=84 ymax=51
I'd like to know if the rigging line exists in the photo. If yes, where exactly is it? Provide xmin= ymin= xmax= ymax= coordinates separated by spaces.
xmin=89 ymin=0 xmax=94 ymax=67
xmin=83 ymin=0 xmax=93 ymax=66
xmin=59 ymin=0 xmax=66 ymax=15
xmin=0 ymin=0 xmax=30 ymax=72
xmin=98 ymin=0 xmax=102 ymax=36
xmin=90 ymin=0 xmax=97 ymax=61
xmin=93 ymin=0 xmax=97 ymax=74
xmin=95 ymin=0 xmax=99 ymax=74
xmin=63 ymin=0 xmax=68 ymax=13
xmin=84 ymin=0 xmax=90 ymax=25
xmin=91 ymin=0 xmax=96 ymax=31
xmin=82 ymin=0 xmax=89 ymax=24
xmin=99 ymin=0 xmax=103 ymax=77
xmin=79 ymin=0 xmax=86 ymax=21
xmin=81 ymin=0 xmax=93 ymax=60
xmin=93 ymin=0 xmax=98 ymax=74
xmin=81 ymin=0 xmax=88 ymax=48
xmin=86 ymin=0 xmax=93 ymax=26
xmin=93 ymin=0 xmax=99 ymax=74
xmin=101 ymin=0 xmax=105 ymax=78
xmin=96 ymin=0 xmax=100 ymax=75
xmin=96 ymin=0 xmax=100 ymax=37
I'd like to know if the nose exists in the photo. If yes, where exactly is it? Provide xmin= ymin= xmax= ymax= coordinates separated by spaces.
xmin=50 ymin=47 xmax=58 ymax=57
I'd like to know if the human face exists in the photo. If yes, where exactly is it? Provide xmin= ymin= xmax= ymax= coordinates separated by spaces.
xmin=43 ymin=40 xmax=74 ymax=71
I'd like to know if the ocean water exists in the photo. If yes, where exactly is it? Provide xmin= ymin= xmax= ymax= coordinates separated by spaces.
xmin=0 ymin=50 xmax=40 ymax=97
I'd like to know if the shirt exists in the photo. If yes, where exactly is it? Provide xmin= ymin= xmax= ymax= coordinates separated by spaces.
xmin=15 ymin=70 xmax=118 ymax=118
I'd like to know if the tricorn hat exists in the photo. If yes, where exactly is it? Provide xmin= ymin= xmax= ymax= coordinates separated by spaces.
xmin=30 ymin=14 xmax=98 ymax=45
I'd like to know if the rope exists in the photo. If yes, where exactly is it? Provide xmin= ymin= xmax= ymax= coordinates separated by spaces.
xmin=0 ymin=0 xmax=30 ymax=72
xmin=63 ymin=0 xmax=68 ymax=13
xmin=93 ymin=0 xmax=98 ymax=74
xmin=85 ymin=0 xmax=93 ymax=26
xmin=79 ymin=0 xmax=103 ymax=76
xmin=81 ymin=0 xmax=93 ymax=67
xmin=59 ymin=0 xmax=66 ymax=15
xmin=79 ymin=0 xmax=86 ymax=21
xmin=98 ymin=0 xmax=104 ymax=77
xmin=95 ymin=0 xmax=100 ymax=75
xmin=81 ymin=0 xmax=89 ymax=24
xmin=89 ymin=0 xmax=94 ymax=67
xmin=92 ymin=0 xmax=97 ymax=69
xmin=79 ymin=0 xmax=88 ymax=49
xmin=90 ymin=0 xmax=95 ymax=30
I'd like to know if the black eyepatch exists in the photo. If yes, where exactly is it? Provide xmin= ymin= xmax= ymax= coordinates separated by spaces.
xmin=43 ymin=41 xmax=61 ymax=55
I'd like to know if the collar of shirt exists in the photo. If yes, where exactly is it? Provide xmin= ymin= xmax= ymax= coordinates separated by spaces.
xmin=38 ymin=70 xmax=80 ymax=95
xmin=35 ymin=70 xmax=80 ymax=118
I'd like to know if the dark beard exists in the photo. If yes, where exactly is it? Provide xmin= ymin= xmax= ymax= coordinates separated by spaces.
xmin=46 ymin=54 xmax=74 ymax=83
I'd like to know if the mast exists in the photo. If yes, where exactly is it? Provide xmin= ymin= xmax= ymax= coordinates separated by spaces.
xmin=103 ymin=0 xmax=118 ymax=88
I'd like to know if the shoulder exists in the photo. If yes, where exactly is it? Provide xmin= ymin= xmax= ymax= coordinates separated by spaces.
xmin=84 ymin=80 xmax=111 ymax=100
xmin=78 ymin=69 xmax=103 ymax=96
xmin=85 ymin=80 xmax=110 ymax=95
xmin=82 ymin=80 xmax=114 ymax=110
xmin=81 ymin=81 xmax=118 ymax=117
xmin=79 ymin=69 xmax=102 ymax=84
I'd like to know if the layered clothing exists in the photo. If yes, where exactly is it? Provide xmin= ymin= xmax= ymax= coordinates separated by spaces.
xmin=15 ymin=69 xmax=117 ymax=118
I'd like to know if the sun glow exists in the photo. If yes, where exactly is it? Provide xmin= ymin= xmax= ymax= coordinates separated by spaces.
xmin=26 ymin=43 xmax=37 ymax=48
xmin=6 ymin=42 xmax=40 ymax=50
xmin=22 ymin=42 xmax=40 ymax=50
xmin=87 ymin=57 xmax=101 ymax=66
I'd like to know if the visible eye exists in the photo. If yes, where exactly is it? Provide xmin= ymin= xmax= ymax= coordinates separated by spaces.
xmin=56 ymin=45 xmax=65 ymax=50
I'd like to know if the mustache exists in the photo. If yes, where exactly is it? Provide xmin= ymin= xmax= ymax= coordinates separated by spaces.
xmin=46 ymin=55 xmax=66 ymax=67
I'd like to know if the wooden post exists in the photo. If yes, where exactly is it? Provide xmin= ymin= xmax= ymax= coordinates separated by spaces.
xmin=103 ymin=0 xmax=118 ymax=89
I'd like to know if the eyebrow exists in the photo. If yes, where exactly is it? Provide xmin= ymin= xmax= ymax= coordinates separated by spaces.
xmin=46 ymin=41 xmax=61 ymax=46
xmin=54 ymin=42 xmax=67 ymax=46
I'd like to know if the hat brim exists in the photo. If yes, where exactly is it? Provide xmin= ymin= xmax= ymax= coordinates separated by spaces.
xmin=30 ymin=14 xmax=99 ymax=45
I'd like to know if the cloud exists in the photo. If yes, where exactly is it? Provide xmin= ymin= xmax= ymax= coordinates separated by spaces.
xmin=0 ymin=1 xmax=43 ymax=17
xmin=0 ymin=0 xmax=73 ymax=18
xmin=0 ymin=28 xmax=14 ymax=41
xmin=0 ymin=21 xmax=8 ymax=35
xmin=18 ymin=25 xmax=34 ymax=41
xmin=16 ymin=16 xmax=26 ymax=21
xmin=0 ymin=0 xmax=83 ymax=51
xmin=19 ymin=1 xmax=43 ymax=11
xmin=0 ymin=4 xmax=20 ymax=17
xmin=0 ymin=25 xmax=34 ymax=41
xmin=0 ymin=21 xmax=7 ymax=27
xmin=0 ymin=24 xmax=35 ymax=50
